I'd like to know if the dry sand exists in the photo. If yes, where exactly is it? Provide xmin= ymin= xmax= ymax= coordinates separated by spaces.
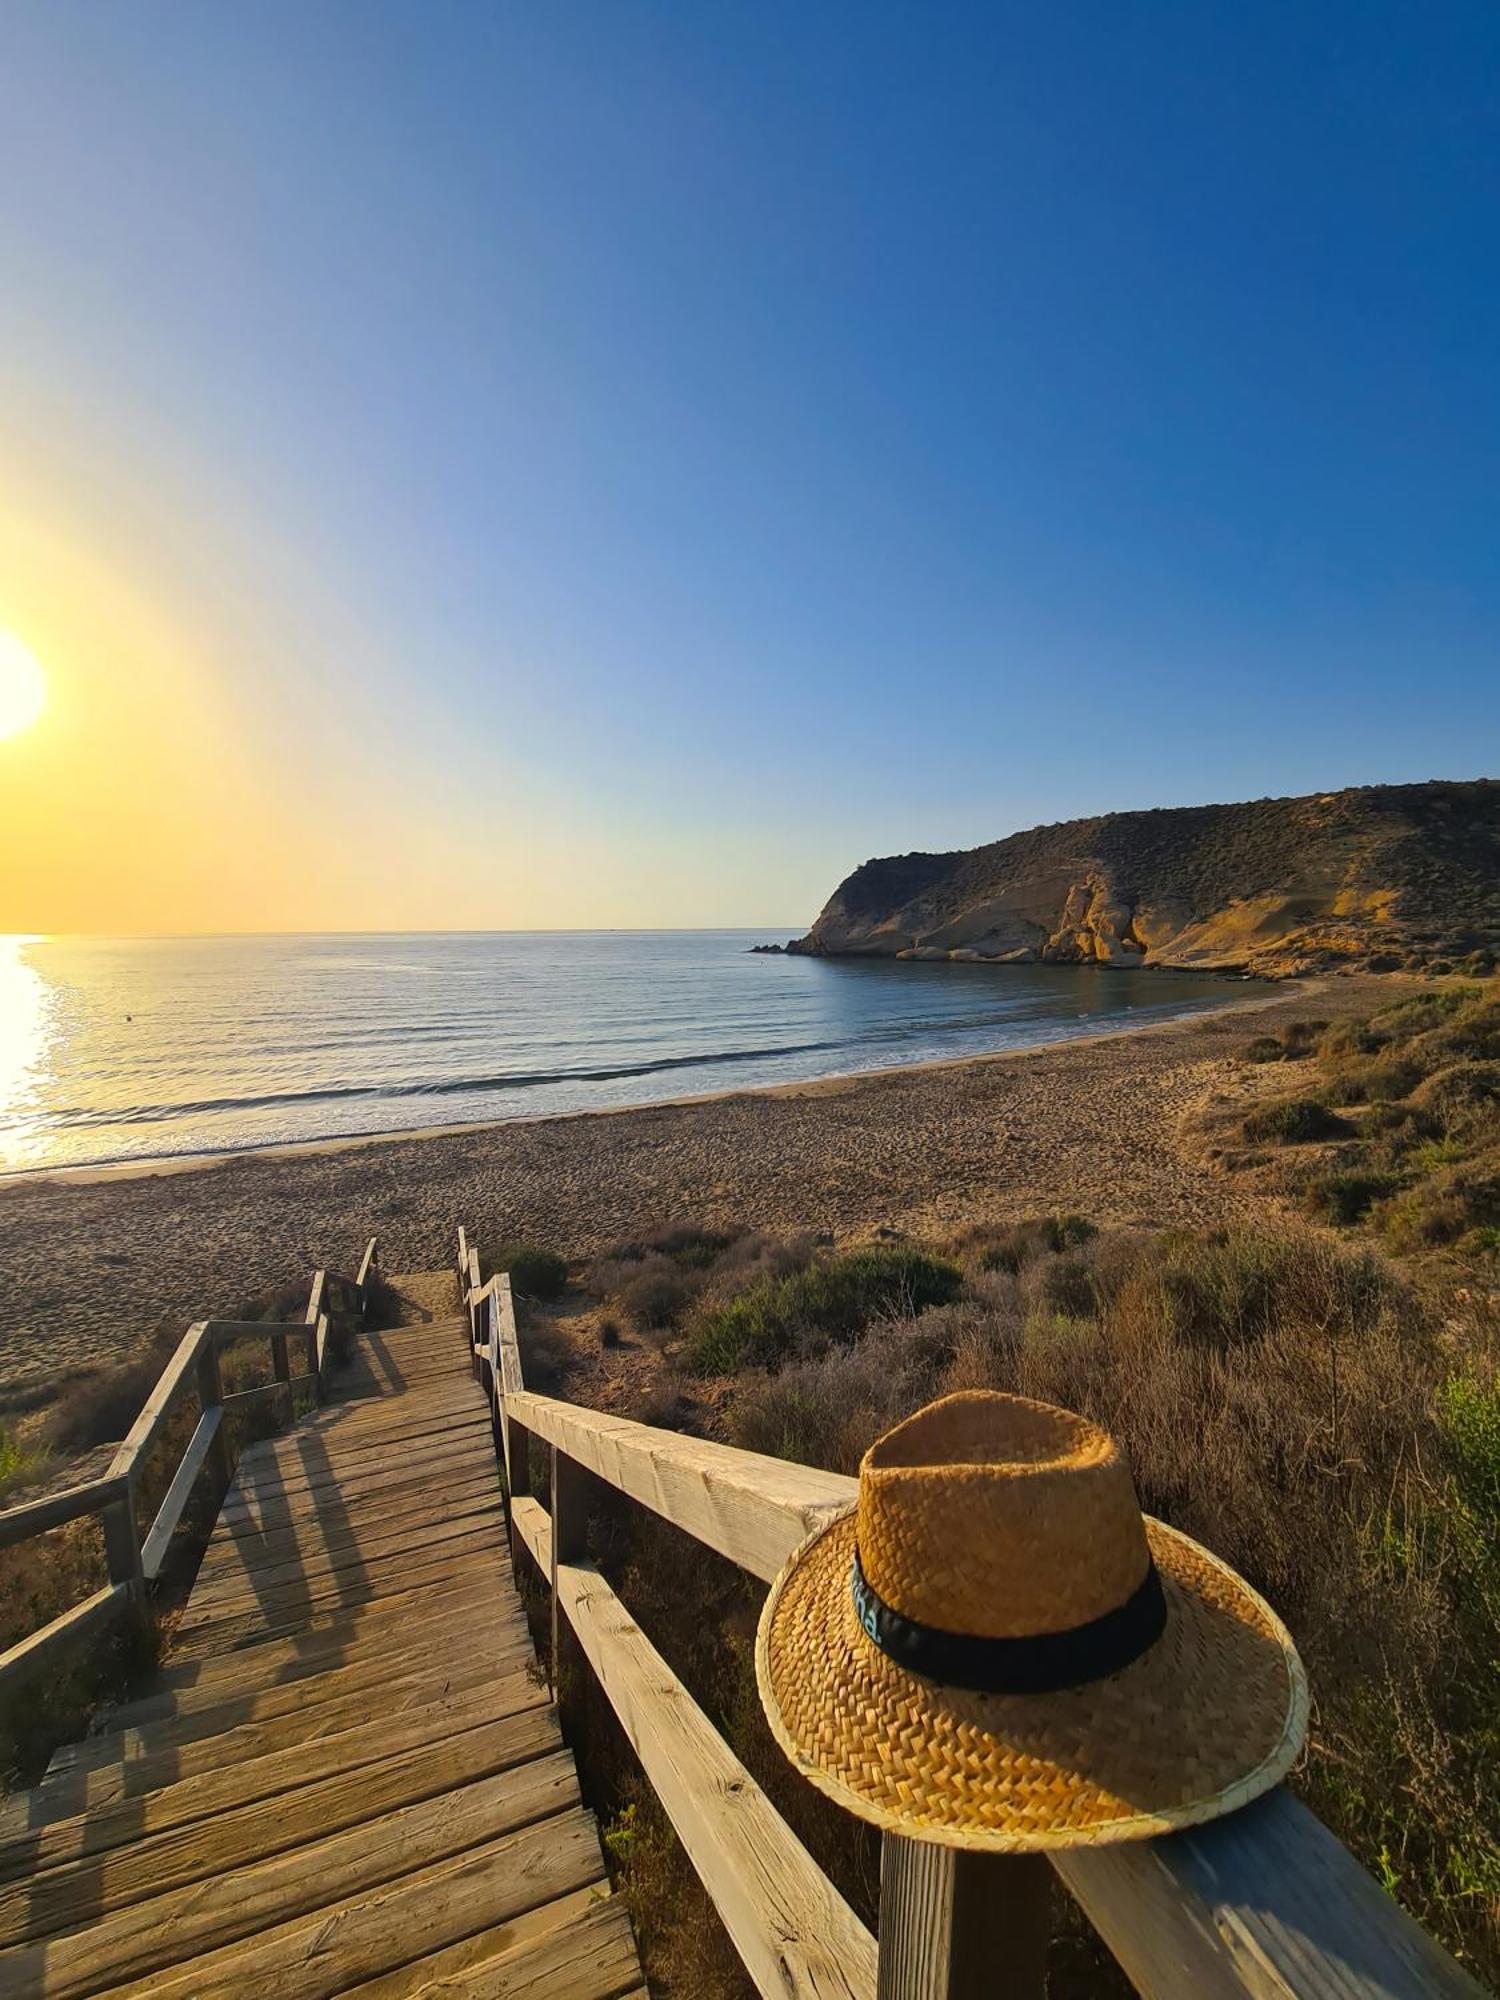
xmin=0 ymin=978 xmax=1379 ymax=1406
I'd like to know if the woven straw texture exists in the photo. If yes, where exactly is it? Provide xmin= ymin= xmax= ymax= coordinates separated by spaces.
xmin=755 ymin=1393 xmax=1307 ymax=1851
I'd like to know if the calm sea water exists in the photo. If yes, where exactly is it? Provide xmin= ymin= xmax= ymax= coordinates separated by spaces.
xmin=0 ymin=933 xmax=1256 ymax=1174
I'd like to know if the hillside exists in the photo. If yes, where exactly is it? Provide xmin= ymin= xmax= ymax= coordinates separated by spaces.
xmin=788 ymin=780 xmax=1500 ymax=976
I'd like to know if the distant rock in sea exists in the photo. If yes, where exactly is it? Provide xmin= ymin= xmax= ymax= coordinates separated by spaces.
xmin=788 ymin=780 xmax=1500 ymax=978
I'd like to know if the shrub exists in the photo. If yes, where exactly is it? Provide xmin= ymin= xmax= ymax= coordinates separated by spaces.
xmin=1242 ymin=1098 xmax=1350 ymax=1145
xmin=496 ymin=1244 xmax=568 ymax=1301
xmin=1377 ymin=1171 xmax=1500 ymax=1254
xmin=1320 ymin=1055 xmax=1425 ymax=1105
xmin=1243 ymin=1035 xmax=1288 ymax=1063
xmin=43 ymin=1328 xmax=181 ymax=1453
xmin=617 ymin=1258 xmax=696 ymax=1331
xmin=975 ymin=1214 xmax=1097 ymax=1275
xmin=0 ymin=1427 xmax=53 ymax=1500
xmin=687 ymin=1247 xmax=963 ymax=1375
xmin=1440 ymin=1373 xmax=1500 ymax=1524
xmin=1410 ymin=1060 xmax=1500 ymax=1139
xmin=1305 ymin=1168 xmax=1402 ymax=1226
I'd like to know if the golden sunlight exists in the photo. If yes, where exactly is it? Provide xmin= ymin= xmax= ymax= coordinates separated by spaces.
xmin=0 ymin=632 xmax=47 ymax=741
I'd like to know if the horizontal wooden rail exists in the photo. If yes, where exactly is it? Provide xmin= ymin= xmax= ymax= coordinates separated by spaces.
xmin=0 ymin=1584 xmax=132 ymax=1701
xmin=0 ymin=1242 xmax=377 ymax=1704
xmin=139 ymin=1409 xmax=223 ymax=1581
xmin=0 ymin=1477 xmax=129 ymax=1554
xmin=507 ymin=1389 xmax=856 ymax=1584
xmin=514 ymin=1494 xmax=878 ymax=2000
xmin=472 ymin=1245 xmax=1483 ymax=2000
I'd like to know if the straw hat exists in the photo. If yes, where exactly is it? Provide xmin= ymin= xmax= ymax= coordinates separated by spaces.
xmin=755 ymin=1390 xmax=1307 ymax=1850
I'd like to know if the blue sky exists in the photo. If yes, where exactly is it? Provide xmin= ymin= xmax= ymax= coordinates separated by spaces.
xmin=2 ymin=2 xmax=1497 ymax=928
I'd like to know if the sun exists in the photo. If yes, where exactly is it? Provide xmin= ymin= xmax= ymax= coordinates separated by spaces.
xmin=0 ymin=633 xmax=46 ymax=742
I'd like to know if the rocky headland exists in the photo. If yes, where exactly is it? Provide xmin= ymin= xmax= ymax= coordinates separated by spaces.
xmin=787 ymin=779 xmax=1500 ymax=977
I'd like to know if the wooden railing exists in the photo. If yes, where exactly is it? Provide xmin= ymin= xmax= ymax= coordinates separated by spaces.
xmin=0 ymin=1238 xmax=381 ymax=1703
xmin=458 ymin=1228 xmax=1483 ymax=2000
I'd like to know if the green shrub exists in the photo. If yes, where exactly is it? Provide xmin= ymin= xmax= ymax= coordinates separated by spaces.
xmin=1377 ymin=1170 xmax=1500 ymax=1254
xmin=1320 ymin=1055 xmax=1425 ymax=1105
xmin=1304 ymin=1169 xmax=1402 ymax=1226
xmin=1439 ymin=1374 xmax=1500 ymax=1525
xmin=618 ymin=1258 xmax=696 ymax=1330
xmin=1242 ymin=1098 xmax=1350 ymax=1145
xmin=687 ymin=1246 xmax=963 ymax=1375
xmin=497 ymin=1244 xmax=569 ymax=1301
xmin=0 ymin=1427 xmax=53 ymax=1500
xmin=1410 ymin=1060 xmax=1500 ymax=1138
xmin=975 ymin=1214 xmax=1097 ymax=1274
xmin=1243 ymin=1035 xmax=1287 ymax=1063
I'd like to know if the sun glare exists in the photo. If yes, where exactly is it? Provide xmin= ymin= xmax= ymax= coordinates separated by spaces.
xmin=0 ymin=633 xmax=46 ymax=742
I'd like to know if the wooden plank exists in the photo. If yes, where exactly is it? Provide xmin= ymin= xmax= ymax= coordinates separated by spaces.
xmin=188 ymin=1503 xmax=505 ymax=1596
xmin=14 ymin=1649 xmax=540 ymax=1830
xmin=32 ymin=1620 xmax=534 ymax=1782
xmin=515 ymin=1496 xmax=876 ymax=2000
xmin=496 ymin=1273 xmax=523 ymax=1399
xmin=1052 ymin=1785 xmax=1486 ymax=1999
xmin=156 ymin=1566 xmax=526 ymax=1681
xmin=100 ymin=1808 xmax=609 ymax=2000
xmin=343 ymin=1889 xmax=641 ymax=1999
xmin=0 ymin=1473 xmax=127 ymax=1551
xmin=334 ymin=1885 xmax=623 ymax=1999
xmin=877 ymin=1835 xmax=1048 ymax=2000
xmin=227 ymin=1428 xmax=494 ymax=1497
xmin=0 ymin=1755 xmax=582 ymax=1994
xmin=140 ymin=1406 xmax=224 ymax=1580
xmin=509 ymin=1389 xmax=855 ymax=1583
xmin=356 ymin=1236 xmax=379 ymax=1292
xmin=0 ymin=1702 xmax=560 ymax=1929
xmin=0 ymin=1728 xmax=576 ymax=1960
xmin=207 ymin=1471 xmax=500 ymax=1550
xmin=0 ymin=1584 xmax=130 ymax=1701
xmin=197 ymin=1485 xmax=501 ymax=1582
xmin=107 ymin=1321 xmax=210 ymax=1480
xmin=168 ymin=1545 xmax=513 ymax=1654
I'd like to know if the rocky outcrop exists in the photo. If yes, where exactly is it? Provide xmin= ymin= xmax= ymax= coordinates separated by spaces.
xmin=789 ymin=782 xmax=1500 ymax=977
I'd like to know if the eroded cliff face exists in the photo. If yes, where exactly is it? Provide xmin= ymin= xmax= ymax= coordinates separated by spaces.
xmin=790 ymin=782 xmax=1500 ymax=976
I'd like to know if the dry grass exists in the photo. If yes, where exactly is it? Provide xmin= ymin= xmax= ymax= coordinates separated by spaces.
xmin=540 ymin=1206 xmax=1500 ymax=1984
xmin=723 ymin=1223 xmax=1500 ymax=1978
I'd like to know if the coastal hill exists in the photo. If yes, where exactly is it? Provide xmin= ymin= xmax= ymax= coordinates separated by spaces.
xmin=788 ymin=779 xmax=1500 ymax=976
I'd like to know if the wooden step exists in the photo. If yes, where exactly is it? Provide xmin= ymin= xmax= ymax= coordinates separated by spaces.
xmin=93 ymin=1807 xmax=609 ymax=2000
xmin=0 ymin=1682 xmax=556 ymax=1895
xmin=0 ymin=1751 xmax=579 ymax=1982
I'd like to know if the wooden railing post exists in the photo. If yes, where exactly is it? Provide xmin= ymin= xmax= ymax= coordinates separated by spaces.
xmin=271 ymin=1325 xmax=292 ymax=1412
xmin=877 ymin=1837 xmax=1050 ymax=2000
xmin=304 ymin=1270 xmax=327 ymax=1400
xmin=193 ymin=1340 xmax=232 ymax=1495
xmin=549 ymin=1445 xmax=593 ymax=1712
xmin=100 ymin=1486 xmax=147 ymax=1638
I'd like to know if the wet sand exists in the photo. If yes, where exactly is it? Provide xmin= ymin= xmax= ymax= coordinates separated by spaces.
xmin=0 ymin=978 xmax=1378 ymax=1405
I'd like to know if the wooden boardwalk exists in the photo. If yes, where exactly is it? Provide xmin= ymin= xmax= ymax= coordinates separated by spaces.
xmin=0 ymin=1286 xmax=645 ymax=1998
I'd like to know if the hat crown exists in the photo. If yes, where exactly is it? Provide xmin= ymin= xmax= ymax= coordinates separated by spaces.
xmin=855 ymin=1391 xmax=1150 ymax=1640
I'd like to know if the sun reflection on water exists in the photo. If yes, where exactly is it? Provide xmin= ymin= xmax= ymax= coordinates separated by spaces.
xmin=0 ymin=936 xmax=53 ymax=1170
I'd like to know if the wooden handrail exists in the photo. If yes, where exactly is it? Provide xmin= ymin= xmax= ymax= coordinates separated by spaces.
xmin=513 ymin=1494 xmax=878 ymax=2000
xmin=464 ymin=1223 xmax=1484 ymax=2000
xmin=0 ymin=1241 xmax=377 ymax=1702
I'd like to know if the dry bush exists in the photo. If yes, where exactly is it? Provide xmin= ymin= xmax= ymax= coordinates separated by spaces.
xmin=721 ymin=1222 xmax=1500 ymax=1975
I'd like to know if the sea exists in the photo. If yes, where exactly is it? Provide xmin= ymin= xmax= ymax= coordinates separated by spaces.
xmin=0 ymin=933 xmax=1258 ymax=1176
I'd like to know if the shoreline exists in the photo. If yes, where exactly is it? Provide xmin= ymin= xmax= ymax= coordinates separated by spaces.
xmin=0 ymin=973 xmax=1386 ymax=1406
xmin=0 ymin=980 xmax=1300 ymax=1191
xmin=0 ymin=980 xmax=1304 ymax=1192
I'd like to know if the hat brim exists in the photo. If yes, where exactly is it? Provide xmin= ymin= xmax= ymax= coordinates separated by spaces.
xmin=755 ymin=1508 xmax=1307 ymax=1851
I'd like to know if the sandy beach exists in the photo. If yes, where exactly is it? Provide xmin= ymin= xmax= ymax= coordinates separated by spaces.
xmin=0 ymin=978 xmax=1378 ymax=1406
